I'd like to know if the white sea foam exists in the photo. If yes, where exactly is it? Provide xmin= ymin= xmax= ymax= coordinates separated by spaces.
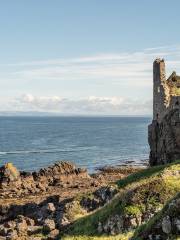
xmin=0 ymin=146 xmax=97 ymax=155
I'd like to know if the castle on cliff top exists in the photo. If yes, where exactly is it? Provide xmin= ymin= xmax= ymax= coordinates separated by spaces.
xmin=153 ymin=58 xmax=180 ymax=122
xmin=148 ymin=59 xmax=180 ymax=166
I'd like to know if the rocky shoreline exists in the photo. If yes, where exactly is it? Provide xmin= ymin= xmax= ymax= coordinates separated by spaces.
xmin=0 ymin=161 xmax=142 ymax=239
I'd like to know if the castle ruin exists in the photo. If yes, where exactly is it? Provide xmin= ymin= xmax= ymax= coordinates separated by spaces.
xmin=148 ymin=59 xmax=180 ymax=165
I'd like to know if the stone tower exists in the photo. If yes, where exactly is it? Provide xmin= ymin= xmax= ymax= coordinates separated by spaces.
xmin=153 ymin=59 xmax=168 ymax=121
xmin=149 ymin=59 xmax=180 ymax=166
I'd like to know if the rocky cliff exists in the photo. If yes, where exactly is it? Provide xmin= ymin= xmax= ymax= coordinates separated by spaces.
xmin=148 ymin=108 xmax=180 ymax=166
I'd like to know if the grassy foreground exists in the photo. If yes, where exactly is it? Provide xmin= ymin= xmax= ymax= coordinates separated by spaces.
xmin=61 ymin=160 xmax=180 ymax=240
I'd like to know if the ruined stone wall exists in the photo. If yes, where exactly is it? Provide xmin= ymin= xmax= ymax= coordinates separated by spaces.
xmin=153 ymin=59 xmax=169 ymax=122
xmin=153 ymin=59 xmax=180 ymax=122
xmin=149 ymin=59 xmax=180 ymax=165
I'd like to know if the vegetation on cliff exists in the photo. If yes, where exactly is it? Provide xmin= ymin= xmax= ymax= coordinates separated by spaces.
xmin=62 ymin=161 xmax=180 ymax=240
xmin=133 ymin=192 xmax=180 ymax=239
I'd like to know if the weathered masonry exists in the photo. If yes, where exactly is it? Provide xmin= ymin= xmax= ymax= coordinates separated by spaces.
xmin=148 ymin=59 xmax=180 ymax=165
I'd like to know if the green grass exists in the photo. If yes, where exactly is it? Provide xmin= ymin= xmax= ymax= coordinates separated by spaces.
xmin=61 ymin=232 xmax=133 ymax=240
xmin=124 ymin=204 xmax=145 ymax=216
xmin=61 ymin=161 xmax=180 ymax=240
xmin=117 ymin=160 xmax=180 ymax=188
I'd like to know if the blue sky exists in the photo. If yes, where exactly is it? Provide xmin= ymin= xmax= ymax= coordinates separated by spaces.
xmin=0 ymin=0 xmax=180 ymax=115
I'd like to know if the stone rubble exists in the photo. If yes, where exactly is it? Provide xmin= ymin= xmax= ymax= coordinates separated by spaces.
xmin=0 ymin=161 xmax=119 ymax=239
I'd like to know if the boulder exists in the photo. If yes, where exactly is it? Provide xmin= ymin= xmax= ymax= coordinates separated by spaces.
xmin=27 ymin=225 xmax=42 ymax=235
xmin=4 ymin=220 xmax=16 ymax=229
xmin=43 ymin=219 xmax=56 ymax=233
xmin=162 ymin=216 xmax=172 ymax=234
xmin=101 ymin=215 xmax=124 ymax=235
xmin=45 ymin=203 xmax=56 ymax=213
xmin=0 ymin=225 xmax=9 ymax=236
xmin=15 ymin=216 xmax=28 ymax=233
xmin=6 ymin=229 xmax=18 ymax=240
xmin=174 ymin=218 xmax=180 ymax=232
xmin=94 ymin=186 xmax=118 ymax=203
xmin=0 ymin=163 xmax=20 ymax=182
xmin=80 ymin=186 xmax=117 ymax=212
xmin=24 ymin=217 xmax=35 ymax=226
xmin=47 ymin=229 xmax=60 ymax=240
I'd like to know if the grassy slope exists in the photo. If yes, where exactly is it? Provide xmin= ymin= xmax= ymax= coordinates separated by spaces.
xmin=61 ymin=161 xmax=180 ymax=240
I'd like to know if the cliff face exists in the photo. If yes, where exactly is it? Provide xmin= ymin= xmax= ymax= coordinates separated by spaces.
xmin=149 ymin=58 xmax=180 ymax=166
xmin=148 ymin=109 xmax=180 ymax=166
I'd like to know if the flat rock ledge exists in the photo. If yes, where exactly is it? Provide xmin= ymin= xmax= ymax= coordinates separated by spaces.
xmin=0 ymin=161 xmax=89 ymax=198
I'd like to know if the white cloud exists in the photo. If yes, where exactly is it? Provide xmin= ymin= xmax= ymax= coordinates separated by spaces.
xmin=0 ymin=45 xmax=179 ymax=114
xmin=2 ymin=45 xmax=180 ymax=86
xmin=6 ymin=94 xmax=152 ymax=115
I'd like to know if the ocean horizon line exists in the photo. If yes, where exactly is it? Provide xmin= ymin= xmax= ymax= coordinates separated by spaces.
xmin=0 ymin=111 xmax=152 ymax=118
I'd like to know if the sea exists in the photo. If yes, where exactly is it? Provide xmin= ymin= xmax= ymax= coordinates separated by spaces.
xmin=0 ymin=116 xmax=151 ymax=173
